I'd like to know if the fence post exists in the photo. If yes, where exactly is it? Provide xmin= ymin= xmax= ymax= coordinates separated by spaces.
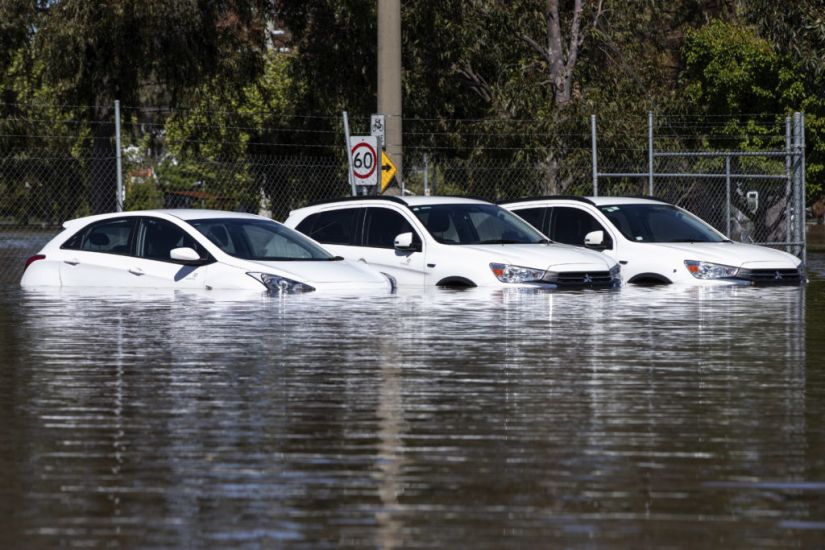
xmin=647 ymin=111 xmax=654 ymax=196
xmin=423 ymin=153 xmax=430 ymax=196
xmin=785 ymin=116 xmax=792 ymax=252
xmin=591 ymin=114 xmax=598 ymax=197
xmin=792 ymin=112 xmax=803 ymax=257
xmin=800 ymin=112 xmax=807 ymax=265
xmin=114 ymin=100 xmax=123 ymax=212
xmin=725 ymin=155 xmax=731 ymax=237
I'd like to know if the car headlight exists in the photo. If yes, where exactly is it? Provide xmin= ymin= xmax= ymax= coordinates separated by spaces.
xmin=684 ymin=260 xmax=739 ymax=280
xmin=489 ymin=263 xmax=546 ymax=284
xmin=247 ymin=272 xmax=315 ymax=293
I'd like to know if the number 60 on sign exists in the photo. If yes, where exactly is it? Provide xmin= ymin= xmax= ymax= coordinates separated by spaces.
xmin=349 ymin=136 xmax=378 ymax=187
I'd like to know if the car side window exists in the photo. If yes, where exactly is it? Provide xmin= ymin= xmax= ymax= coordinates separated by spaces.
xmin=511 ymin=207 xmax=546 ymax=235
xmin=363 ymin=207 xmax=419 ymax=249
xmin=62 ymin=218 xmax=137 ymax=255
xmin=302 ymin=208 xmax=363 ymax=245
xmin=137 ymin=218 xmax=207 ymax=262
xmin=550 ymin=207 xmax=613 ymax=248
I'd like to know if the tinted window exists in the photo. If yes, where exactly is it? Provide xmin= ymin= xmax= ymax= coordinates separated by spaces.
xmin=363 ymin=207 xmax=418 ymax=248
xmin=190 ymin=218 xmax=334 ymax=261
xmin=550 ymin=207 xmax=612 ymax=248
xmin=597 ymin=204 xmax=726 ymax=243
xmin=295 ymin=213 xmax=317 ymax=236
xmin=301 ymin=208 xmax=362 ymax=245
xmin=63 ymin=218 xmax=136 ymax=255
xmin=138 ymin=218 xmax=207 ymax=262
xmin=510 ymin=207 xmax=547 ymax=235
xmin=411 ymin=203 xmax=546 ymax=245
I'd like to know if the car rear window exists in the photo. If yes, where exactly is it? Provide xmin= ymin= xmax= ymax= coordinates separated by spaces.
xmin=297 ymin=208 xmax=363 ymax=246
xmin=62 ymin=217 xmax=137 ymax=255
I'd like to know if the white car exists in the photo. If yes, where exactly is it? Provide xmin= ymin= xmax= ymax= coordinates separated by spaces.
xmin=501 ymin=196 xmax=805 ymax=286
xmin=20 ymin=209 xmax=394 ymax=293
xmin=283 ymin=196 xmax=621 ymax=289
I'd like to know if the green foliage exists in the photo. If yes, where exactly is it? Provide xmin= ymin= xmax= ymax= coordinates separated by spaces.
xmin=124 ymin=180 xmax=164 ymax=211
xmin=2 ymin=0 xmax=825 ymax=216
xmin=682 ymin=21 xmax=779 ymax=114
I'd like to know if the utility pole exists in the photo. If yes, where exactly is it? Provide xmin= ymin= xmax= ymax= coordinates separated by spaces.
xmin=377 ymin=0 xmax=402 ymax=191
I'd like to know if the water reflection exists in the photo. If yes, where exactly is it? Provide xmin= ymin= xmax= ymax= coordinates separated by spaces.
xmin=0 ymin=278 xmax=821 ymax=547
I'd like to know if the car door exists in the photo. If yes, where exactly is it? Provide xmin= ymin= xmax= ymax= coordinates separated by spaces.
xmin=359 ymin=206 xmax=427 ymax=285
xmin=129 ymin=217 xmax=212 ymax=288
xmin=59 ymin=217 xmax=140 ymax=287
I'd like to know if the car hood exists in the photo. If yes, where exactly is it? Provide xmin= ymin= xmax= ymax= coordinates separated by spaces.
xmin=245 ymin=258 xmax=387 ymax=284
xmin=650 ymin=242 xmax=801 ymax=269
xmin=458 ymin=243 xmax=616 ymax=271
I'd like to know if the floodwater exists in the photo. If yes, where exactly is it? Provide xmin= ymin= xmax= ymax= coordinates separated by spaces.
xmin=1 ymin=252 xmax=825 ymax=547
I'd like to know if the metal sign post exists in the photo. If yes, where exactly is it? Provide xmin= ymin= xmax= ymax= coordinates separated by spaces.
xmin=342 ymin=111 xmax=356 ymax=196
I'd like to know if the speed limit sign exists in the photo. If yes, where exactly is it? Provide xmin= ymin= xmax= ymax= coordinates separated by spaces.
xmin=349 ymin=136 xmax=378 ymax=186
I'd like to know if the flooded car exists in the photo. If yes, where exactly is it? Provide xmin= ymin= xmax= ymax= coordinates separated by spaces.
xmin=502 ymin=196 xmax=805 ymax=285
xmin=20 ymin=210 xmax=394 ymax=294
xmin=284 ymin=196 xmax=620 ymax=289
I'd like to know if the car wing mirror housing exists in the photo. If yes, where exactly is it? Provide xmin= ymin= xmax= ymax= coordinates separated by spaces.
xmin=394 ymin=232 xmax=421 ymax=252
xmin=170 ymin=247 xmax=209 ymax=265
xmin=584 ymin=230 xmax=606 ymax=249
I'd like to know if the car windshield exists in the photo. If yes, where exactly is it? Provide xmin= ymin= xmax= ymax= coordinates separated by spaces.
xmin=410 ymin=203 xmax=548 ymax=245
xmin=598 ymin=204 xmax=727 ymax=243
xmin=189 ymin=218 xmax=337 ymax=261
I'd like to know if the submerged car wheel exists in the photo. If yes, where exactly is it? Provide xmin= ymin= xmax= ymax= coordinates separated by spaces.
xmin=627 ymin=273 xmax=672 ymax=285
xmin=436 ymin=276 xmax=477 ymax=288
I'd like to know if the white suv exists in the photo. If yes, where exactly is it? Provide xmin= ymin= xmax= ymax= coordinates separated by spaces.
xmin=501 ymin=196 xmax=804 ymax=286
xmin=284 ymin=196 xmax=620 ymax=289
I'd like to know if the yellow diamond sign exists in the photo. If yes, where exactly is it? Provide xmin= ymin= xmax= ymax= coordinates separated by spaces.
xmin=380 ymin=151 xmax=397 ymax=193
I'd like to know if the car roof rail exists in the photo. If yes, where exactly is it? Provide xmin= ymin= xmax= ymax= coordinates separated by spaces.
xmin=306 ymin=195 xmax=408 ymax=208
xmin=498 ymin=195 xmax=596 ymax=206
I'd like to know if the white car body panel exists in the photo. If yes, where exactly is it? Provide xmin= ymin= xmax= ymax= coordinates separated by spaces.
xmin=284 ymin=197 xmax=620 ymax=288
xmin=502 ymin=197 xmax=803 ymax=285
xmin=20 ymin=209 xmax=392 ymax=293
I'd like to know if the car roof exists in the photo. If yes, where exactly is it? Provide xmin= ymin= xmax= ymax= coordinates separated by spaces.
xmin=62 ymin=209 xmax=270 ymax=229
xmin=291 ymin=195 xmax=492 ymax=216
xmin=500 ymin=195 xmax=669 ymax=207
xmin=403 ymin=196 xmax=490 ymax=207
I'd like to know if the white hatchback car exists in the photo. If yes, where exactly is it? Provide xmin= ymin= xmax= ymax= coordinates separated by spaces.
xmin=501 ymin=196 xmax=804 ymax=285
xmin=283 ymin=196 xmax=621 ymax=289
xmin=20 ymin=209 xmax=394 ymax=293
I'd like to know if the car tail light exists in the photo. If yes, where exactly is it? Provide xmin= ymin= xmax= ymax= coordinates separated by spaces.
xmin=24 ymin=254 xmax=46 ymax=271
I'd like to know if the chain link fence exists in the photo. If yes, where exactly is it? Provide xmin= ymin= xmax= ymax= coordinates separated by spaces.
xmin=0 ymin=109 xmax=807 ymax=284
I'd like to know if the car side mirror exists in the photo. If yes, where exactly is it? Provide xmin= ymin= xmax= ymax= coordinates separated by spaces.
xmin=584 ymin=230 xmax=606 ymax=249
xmin=170 ymin=247 xmax=209 ymax=265
xmin=394 ymin=232 xmax=421 ymax=252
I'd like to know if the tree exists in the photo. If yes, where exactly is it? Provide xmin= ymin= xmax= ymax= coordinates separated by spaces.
xmin=14 ymin=0 xmax=274 ymax=213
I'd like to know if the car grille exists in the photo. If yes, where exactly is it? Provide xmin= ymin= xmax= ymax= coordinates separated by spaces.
xmin=551 ymin=271 xmax=614 ymax=288
xmin=738 ymin=268 xmax=803 ymax=285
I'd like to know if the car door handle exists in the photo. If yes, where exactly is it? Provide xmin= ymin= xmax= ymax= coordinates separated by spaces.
xmin=64 ymin=258 xmax=79 ymax=266
xmin=128 ymin=267 xmax=145 ymax=276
